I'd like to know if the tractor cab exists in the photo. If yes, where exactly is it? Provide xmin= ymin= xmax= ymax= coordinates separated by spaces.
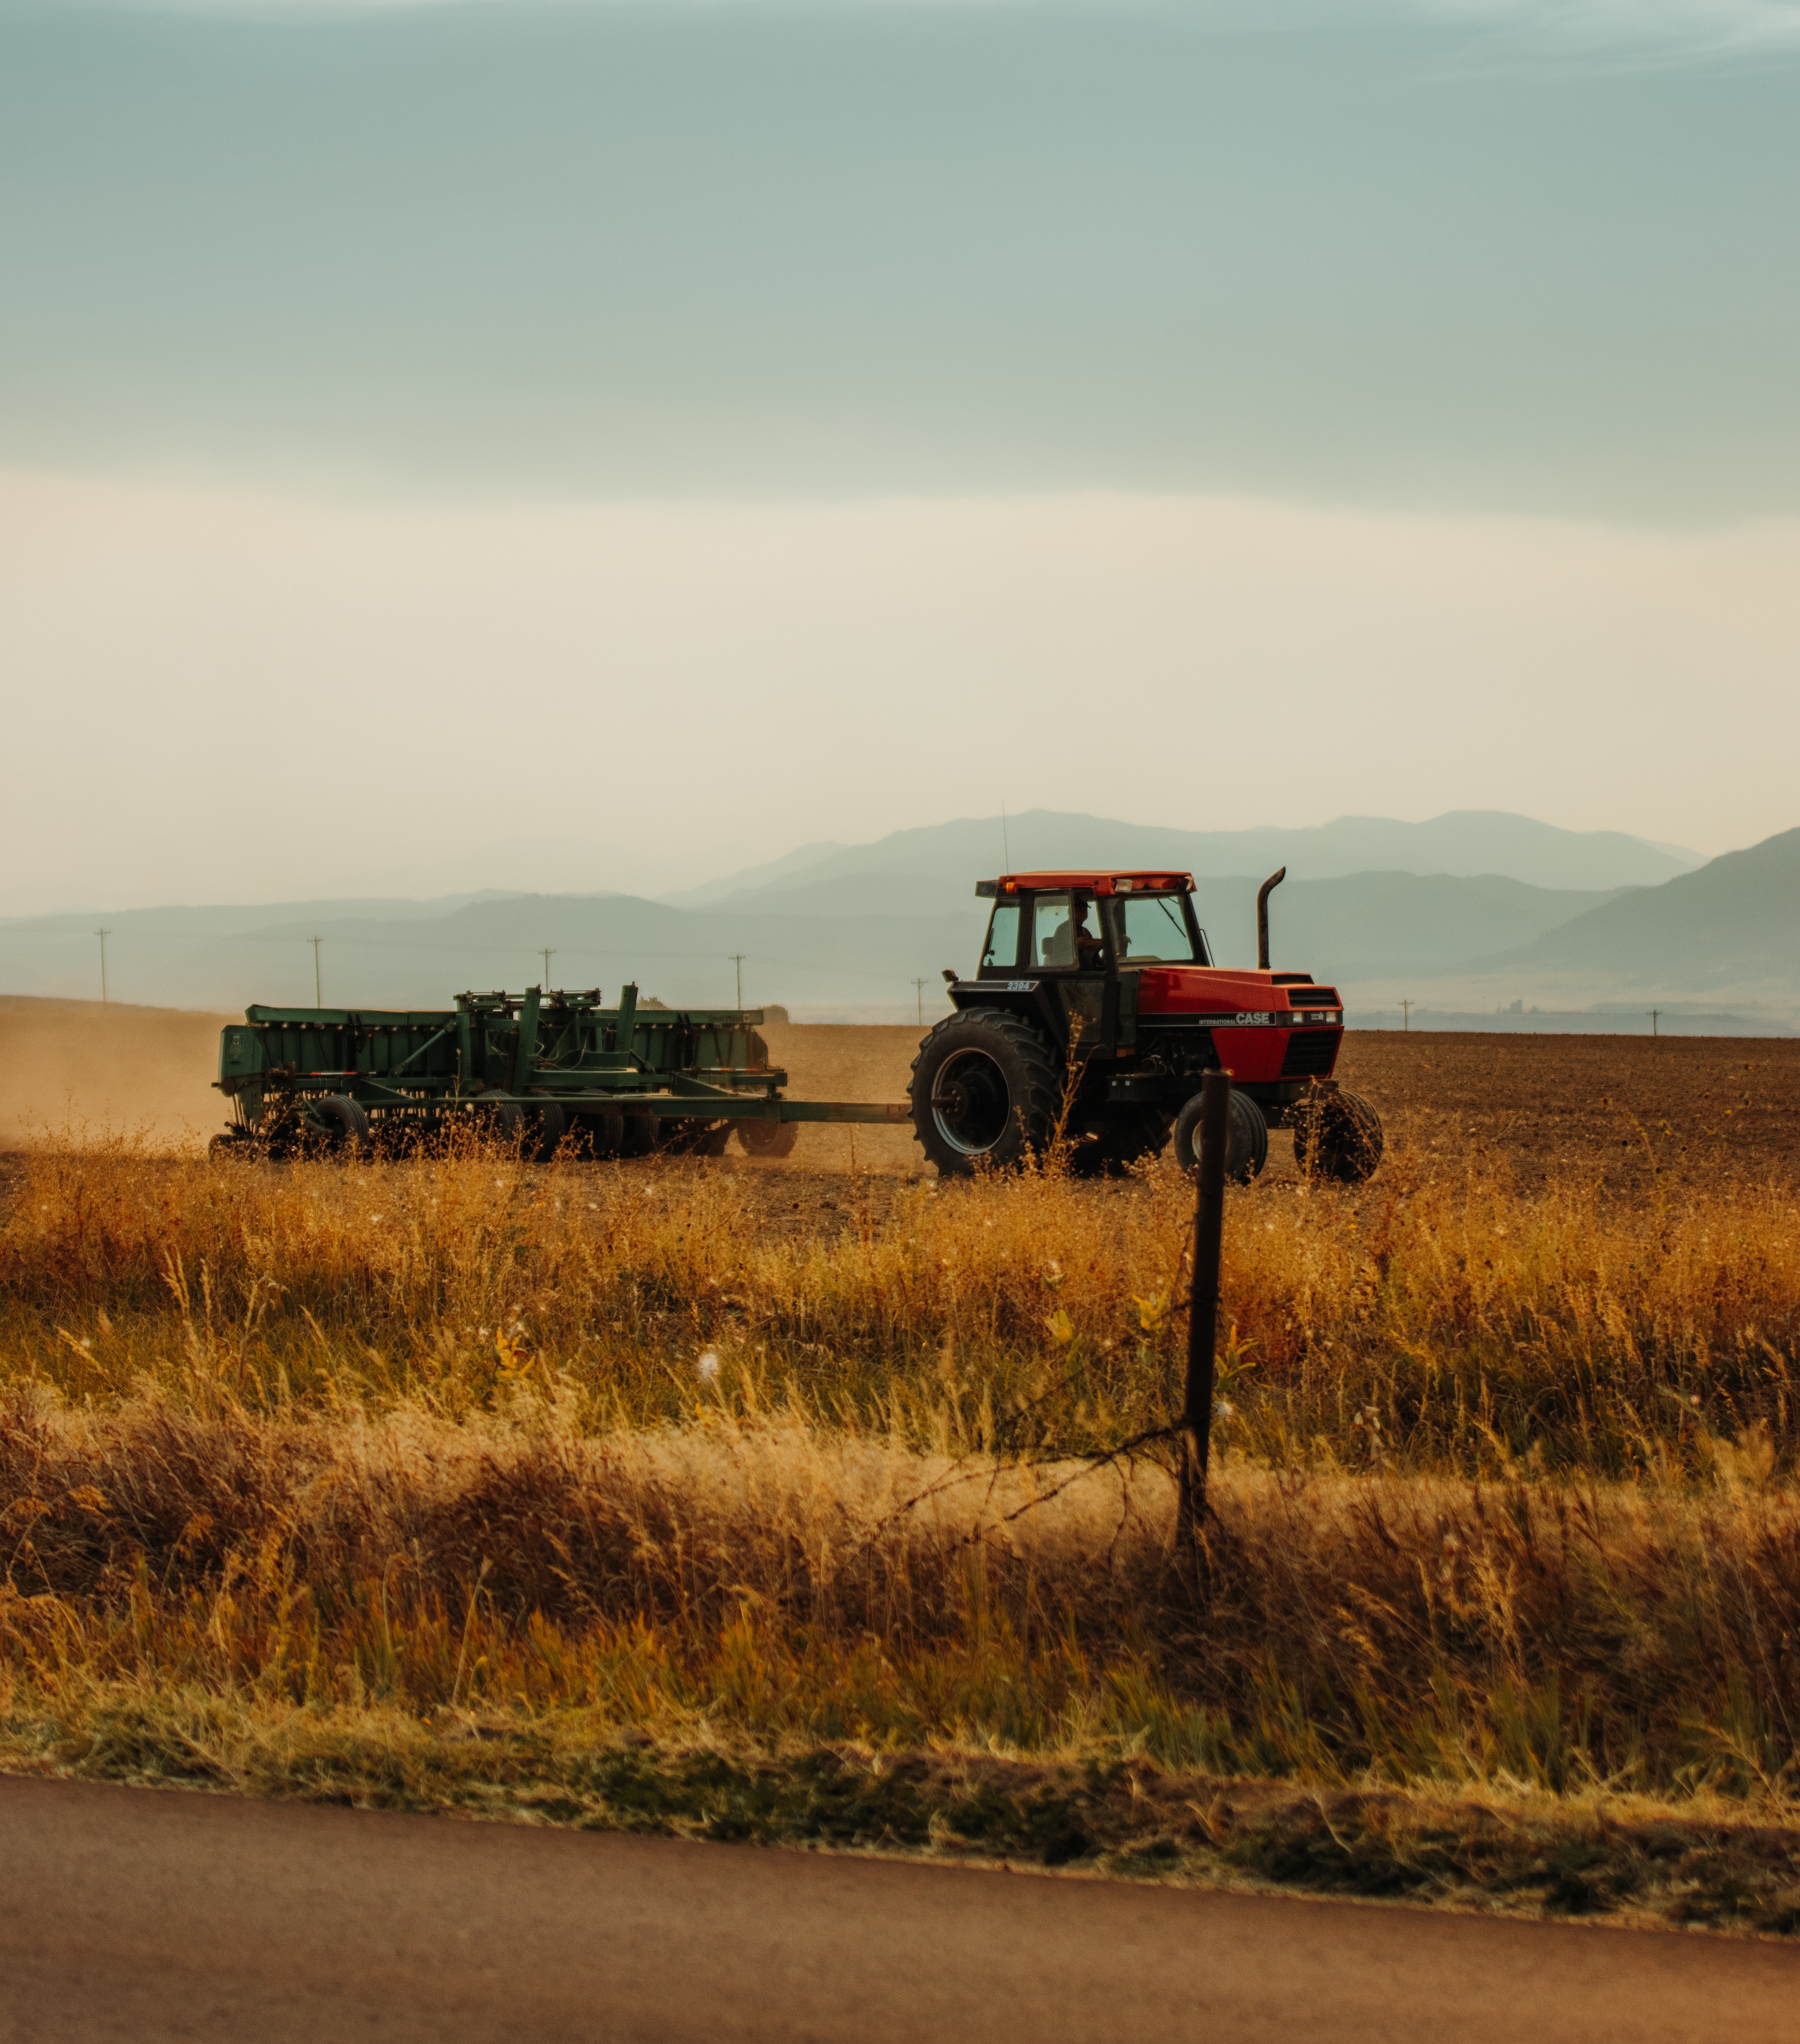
xmin=978 ymin=872 xmax=1210 ymax=976
xmin=909 ymin=868 xmax=1381 ymax=1183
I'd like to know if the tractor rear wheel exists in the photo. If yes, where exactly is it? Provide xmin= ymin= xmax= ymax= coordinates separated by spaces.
xmin=528 ymin=1102 xmax=567 ymax=1162
xmin=1291 ymin=1087 xmax=1384 ymax=1184
xmin=909 ymin=1010 xmax=1060 ymax=1176
xmin=1172 ymin=1089 xmax=1268 ymax=1183
xmin=737 ymin=1118 xmax=800 ymax=1158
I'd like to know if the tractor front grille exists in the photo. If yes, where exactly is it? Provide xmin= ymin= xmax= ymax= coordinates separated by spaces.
xmin=1280 ymin=1029 xmax=1339 ymax=1079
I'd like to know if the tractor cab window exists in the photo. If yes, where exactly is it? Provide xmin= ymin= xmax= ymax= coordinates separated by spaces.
xmin=1107 ymin=891 xmax=1206 ymax=965
xmin=979 ymin=902 xmax=1022 ymax=974
xmin=1031 ymin=891 xmax=1102 ymax=971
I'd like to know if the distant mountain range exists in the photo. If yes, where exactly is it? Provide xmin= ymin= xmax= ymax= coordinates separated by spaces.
xmin=670 ymin=809 xmax=1701 ymax=906
xmin=2 ymin=811 xmax=1791 ymax=1032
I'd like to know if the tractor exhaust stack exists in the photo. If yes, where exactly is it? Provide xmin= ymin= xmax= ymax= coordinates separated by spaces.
xmin=1256 ymin=867 xmax=1286 ymax=971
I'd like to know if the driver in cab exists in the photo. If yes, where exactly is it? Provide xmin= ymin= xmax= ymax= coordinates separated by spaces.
xmin=1038 ymin=898 xmax=1103 ymax=971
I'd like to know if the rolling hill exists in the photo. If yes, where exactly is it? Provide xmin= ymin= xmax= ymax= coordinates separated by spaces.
xmin=1468 ymin=827 xmax=1800 ymax=993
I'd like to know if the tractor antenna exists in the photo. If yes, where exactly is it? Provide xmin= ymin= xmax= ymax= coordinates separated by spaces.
xmin=93 ymin=928 xmax=113 ymax=1006
xmin=308 ymin=934 xmax=324 ymax=1007
xmin=1000 ymin=800 xmax=1011 ymax=874
xmin=729 ymin=953 xmax=747 ymax=1008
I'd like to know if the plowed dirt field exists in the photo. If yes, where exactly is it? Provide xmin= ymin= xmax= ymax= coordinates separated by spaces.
xmin=3 ymin=1003 xmax=1795 ymax=1205
xmin=762 ymin=1023 xmax=1800 ymax=1200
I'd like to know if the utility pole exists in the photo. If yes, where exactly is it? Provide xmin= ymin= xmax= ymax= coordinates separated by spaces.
xmin=541 ymin=947 xmax=556 ymax=988
xmin=1649 ymin=1009 xmax=1660 ymax=1037
xmin=729 ymin=953 xmax=747 ymax=1008
xmin=912 ymin=976 xmax=928 ymax=1025
xmin=93 ymin=929 xmax=113 ymax=1006
xmin=1401 ymin=998 xmax=1414 ymax=1033
xmin=309 ymin=935 xmax=324 ymax=1007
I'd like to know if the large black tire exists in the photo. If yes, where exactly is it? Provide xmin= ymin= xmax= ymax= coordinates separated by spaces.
xmin=1172 ymin=1089 xmax=1269 ymax=1184
xmin=909 ymin=1009 xmax=1061 ymax=1176
xmin=582 ymin=1109 xmax=625 ymax=1160
xmin=1292 ymin=1087 xmax=1384 ymax=1184
xmin=1069 ymin=1107 xmax=1173 ymax=1177
xmin=619 ymin=1109 xmax=658 ymax=1158
xmin=738 ymin=1118 xmax=800 ymax=1158
xmin=480 ymin=1098 xmax=524 ymax=1144
xmin=312 ymin=1095 xmax=372 ymax=1157
xmin=528 ymin=1101 xmax=567 ymax=1162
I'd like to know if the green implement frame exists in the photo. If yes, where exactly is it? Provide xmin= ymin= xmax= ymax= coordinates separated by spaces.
xmin=212 ymin=984 xmax=910 ymax=1158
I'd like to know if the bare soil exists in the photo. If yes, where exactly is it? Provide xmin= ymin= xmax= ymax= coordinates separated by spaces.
xmin=3 ymin=1001 xmax=1795 ymax=1202
xmin=1334 ymin=1031 xmax=1800 ymax=1198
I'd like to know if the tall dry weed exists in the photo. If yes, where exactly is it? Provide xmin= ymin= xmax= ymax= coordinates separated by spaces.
xmin=3 ymin=1137 xmax=1796 ymax=1473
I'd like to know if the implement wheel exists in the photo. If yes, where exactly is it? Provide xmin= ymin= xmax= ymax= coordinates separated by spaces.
xmin=619 ymin=1110 xmax=657 ymax=1158
xmin=1173 ymin=1089 xmax=1267 ymax=1184
xmin=581 ymin=1109 xmax=625 ymax=1160
xmin=527 ymin=1101 xmax=567 ymax=1162
xmin=312 ymin=1095 xmax=372 ymax=1158
xmin=737 ymin=1118 xmax=799 ymax=1158
xmin=1292 ymin=1087 xmax=1384 ymax=1184
xmin=909 ymin=1010 xmax=1059 ymax=1177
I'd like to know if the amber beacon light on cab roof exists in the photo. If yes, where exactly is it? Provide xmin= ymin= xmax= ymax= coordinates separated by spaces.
xmin=908 ymin=867 xmax=1383 ymax=1182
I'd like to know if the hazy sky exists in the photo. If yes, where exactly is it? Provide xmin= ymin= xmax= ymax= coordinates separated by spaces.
xmin=3 ymin=0 xmax=1797 ymax=913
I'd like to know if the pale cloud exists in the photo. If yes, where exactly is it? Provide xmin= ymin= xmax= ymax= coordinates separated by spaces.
xmin=1424 ymin=0 xmax=1800 ymax=56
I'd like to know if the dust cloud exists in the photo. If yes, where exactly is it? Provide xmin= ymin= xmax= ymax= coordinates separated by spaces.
xmin=758 ymin=1024 xmax=924 ymax=1174
xmin=0 ymin=1002 xmax=928 ymax=1167
xmin=0 ymin=998 xmax=234 ymax=1154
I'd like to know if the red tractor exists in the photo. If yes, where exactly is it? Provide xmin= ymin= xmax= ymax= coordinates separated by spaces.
xmin=909 ymin=868 xmax=1382 ymax=1183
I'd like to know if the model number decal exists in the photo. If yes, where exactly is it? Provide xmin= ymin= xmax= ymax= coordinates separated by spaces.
xmin=1006 ymin=980 xmax=1038 ymax=993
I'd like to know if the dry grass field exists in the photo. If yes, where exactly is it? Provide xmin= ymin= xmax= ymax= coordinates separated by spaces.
xmin=2 ymin=1008 xmax=1798 ymax=1928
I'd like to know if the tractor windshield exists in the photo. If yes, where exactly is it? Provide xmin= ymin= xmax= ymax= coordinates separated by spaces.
xmin=979 ymin=902 xmax=1022 ymax=973
xmin=1108 ymin=892 xmax=1205 ymax=964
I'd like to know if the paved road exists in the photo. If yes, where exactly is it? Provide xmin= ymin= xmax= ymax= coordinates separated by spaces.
xmin=3 ymin=1775 xmax=1798 ymax=2044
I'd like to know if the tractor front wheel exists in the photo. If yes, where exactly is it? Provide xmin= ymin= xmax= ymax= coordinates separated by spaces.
xmin=1172 ymin=1089 xmax=1268 ymax=1184
xmin=909 ymin=1010 xmax=1060 ymax=1176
